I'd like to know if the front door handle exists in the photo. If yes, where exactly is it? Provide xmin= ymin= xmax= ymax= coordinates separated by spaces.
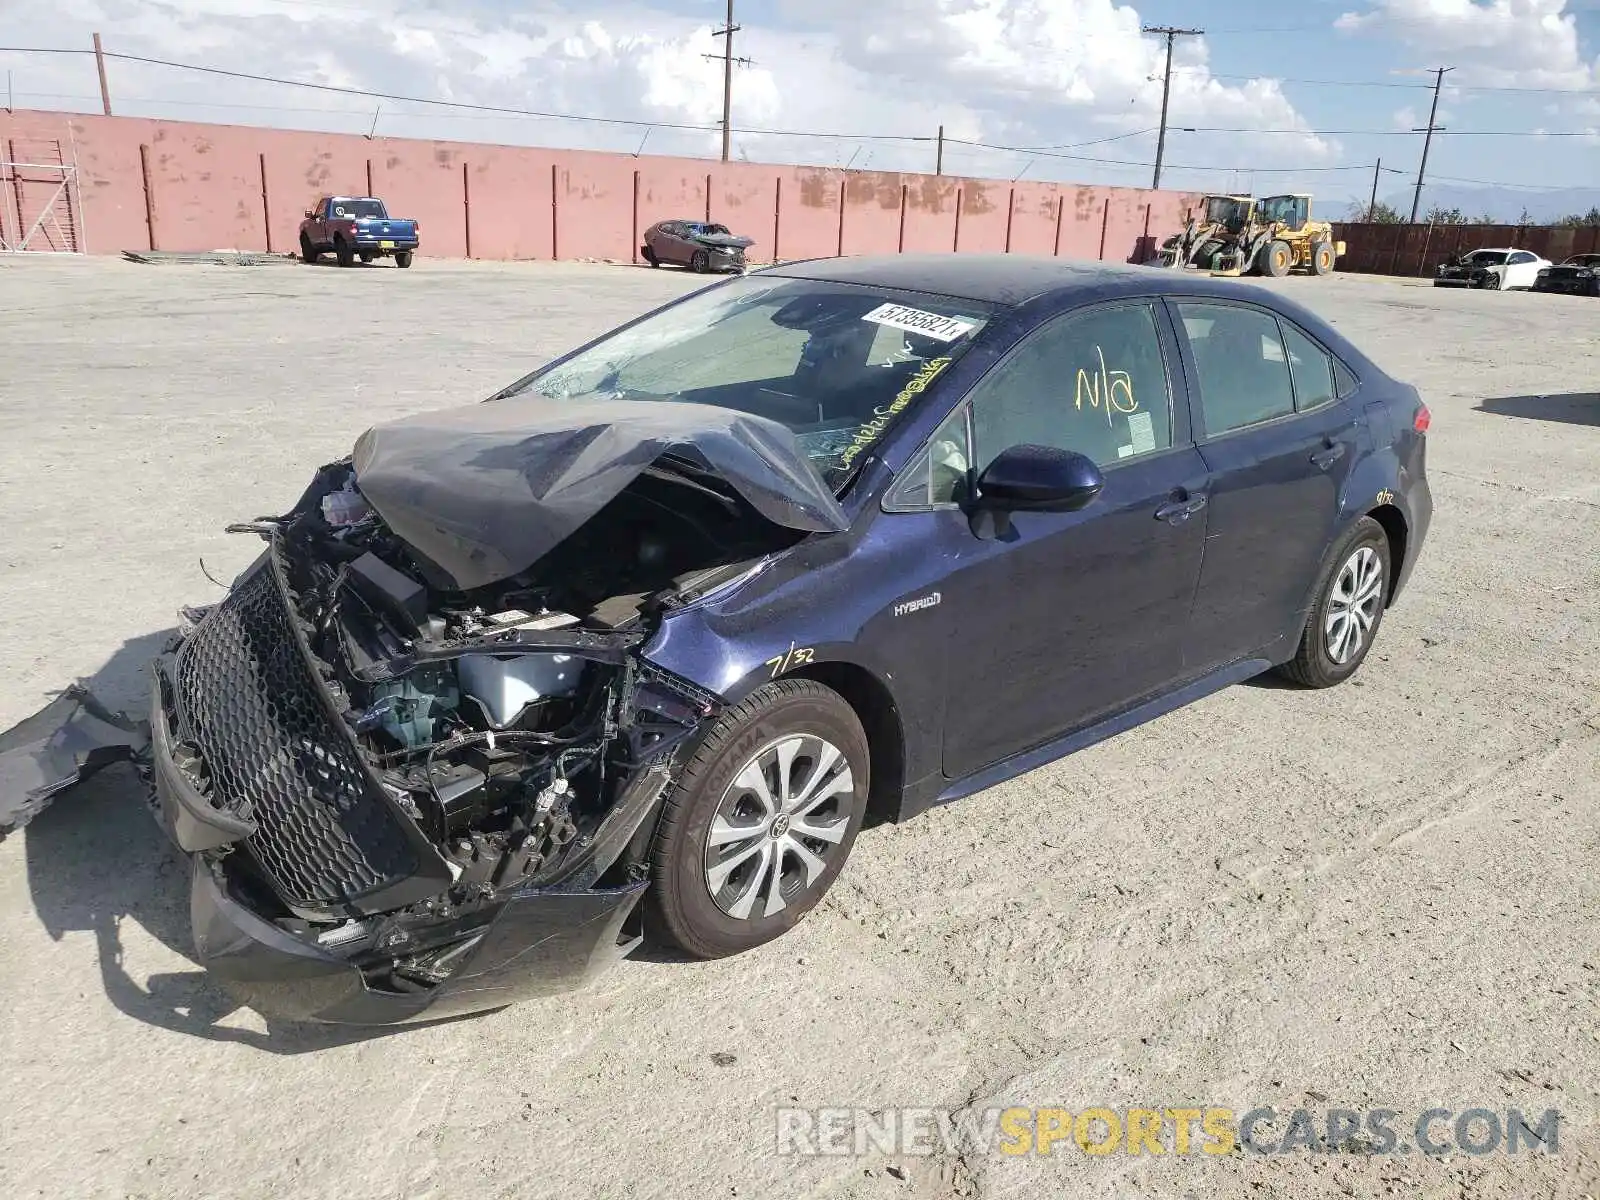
xmin=1311 ymin=442 xmax=1346 ymax=469
xmin=1155 ymin=495 xmax=1208 ymax=523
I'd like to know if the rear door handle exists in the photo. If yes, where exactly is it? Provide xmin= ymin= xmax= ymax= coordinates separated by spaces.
xmin=1311 ymin=442 xmax=1346 ymax=469
xmin=1155 ymin=495 xmax=1208 ymax=523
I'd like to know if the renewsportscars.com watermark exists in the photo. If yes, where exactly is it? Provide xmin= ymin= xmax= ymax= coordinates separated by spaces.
xmin=776 ymin=1106 xmax=1563 ymax=1159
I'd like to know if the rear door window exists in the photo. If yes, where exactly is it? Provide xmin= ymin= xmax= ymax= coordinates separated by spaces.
xmin=1175 ymin=302 xmax=1296 ymax=436
xmin=1279 ymin=322 xmax=1336 ymax=410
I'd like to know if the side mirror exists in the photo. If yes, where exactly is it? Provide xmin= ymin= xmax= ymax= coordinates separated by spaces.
xmin=304 ymin=209 xmax=314 ymax=218
xmin=974 ymin=444 xmax=1104 ymax=514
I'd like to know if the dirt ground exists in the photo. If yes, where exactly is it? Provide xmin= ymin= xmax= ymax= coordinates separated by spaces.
xmin=0 ymin=254 xmax=1595 ymax=1200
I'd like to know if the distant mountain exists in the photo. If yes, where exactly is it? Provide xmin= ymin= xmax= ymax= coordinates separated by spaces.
xmin=1355 ymin=186 xmax=1598 ymax=225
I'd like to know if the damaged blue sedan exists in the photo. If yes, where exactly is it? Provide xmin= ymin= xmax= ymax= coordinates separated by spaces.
xmin=1 ymin=255 xmax=1432 ymax=1024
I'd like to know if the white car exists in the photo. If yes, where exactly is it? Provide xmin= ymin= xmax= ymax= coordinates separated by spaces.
xmin=1433 ymin=248 xmax=1552 ymax=290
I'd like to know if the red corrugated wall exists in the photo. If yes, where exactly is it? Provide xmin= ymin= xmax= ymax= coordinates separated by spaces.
xmin=0 ymin=108 xmax=1204 ymax=264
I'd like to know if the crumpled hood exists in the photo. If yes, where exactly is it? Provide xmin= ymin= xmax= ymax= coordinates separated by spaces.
xmin=692 ymin=232 xmax=755 ymax=250
xmin=351 ymin=397 xmax=848 ymax=592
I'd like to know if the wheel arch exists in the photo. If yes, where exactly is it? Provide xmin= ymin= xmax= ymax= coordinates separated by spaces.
xmin=1365 ymin=502 xmax=1409 ymax=604
xmin=786 ymin=659 xmax=906 ymax=828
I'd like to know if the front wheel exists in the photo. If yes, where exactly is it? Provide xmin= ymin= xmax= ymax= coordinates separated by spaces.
xmin=690 ymin=249 xmax=711 ymax=274
xmin=1261 ymin=239 xmax=1293 ymax=278
xmin=647 ymin=679 xmax=869 ymax=959
xmin=1276 ymin=517 xmax=1391 ymax=688
xmin=394 ymin=250 xmax=413 ymax=268
xmin=1312 ymin=241 xmax=1335 ymax=275
xmin=358 ymin=249 xmax=374 ymax=264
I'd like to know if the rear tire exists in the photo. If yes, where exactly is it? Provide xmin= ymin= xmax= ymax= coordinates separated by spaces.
xmin=394 ymin=250 xmax=413 ymax=269
xmin=690 ymin=249 xmax=711 ymax=274
xmin=643 ymin=246 xmax=659 ymax=268
xmin=646 ymin=679 xmax=869 ymax=959
xmin=1276 ymin=517 xmax=1391 ymax=688
xmin=1312 ymin=241 xmax=1335 ymax=275
xmin=299 ymin=233 xmax=320 ymax=264
xmin=334 ymin=237 xmax=354 ymax=268
xmin=1261 ymin=239 xmax=1292 ymax=278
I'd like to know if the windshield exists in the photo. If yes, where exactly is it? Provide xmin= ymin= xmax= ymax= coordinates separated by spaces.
xmin=497 ymin=276 xmax=996 ymax=488
xmin=1466 ymin=251 xmax=1509 ymax=265
xmin=1203 ymin=196 xmax=1251 ymax=230
xmin=1258 ymin=195 xmax=1307 ymax=226
xmin=331 ymin=199 xmax=386 ymax=219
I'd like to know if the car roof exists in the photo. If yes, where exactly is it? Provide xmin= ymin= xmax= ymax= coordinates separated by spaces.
xmin=762 ymin=252 xmax=1294 ymax=307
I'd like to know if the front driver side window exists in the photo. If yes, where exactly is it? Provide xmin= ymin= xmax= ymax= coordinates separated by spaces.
xmin=965 ymin=303 xmax=1174 ymax=470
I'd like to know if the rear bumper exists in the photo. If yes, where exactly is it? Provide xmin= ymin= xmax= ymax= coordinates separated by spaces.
xmin=351 ymin=237 xmax=418 ymax=252
xmin=147 ymin=668 xmax=646 ymax=1026
xmin=1394 ymin=474 xmax=1433 ymax=604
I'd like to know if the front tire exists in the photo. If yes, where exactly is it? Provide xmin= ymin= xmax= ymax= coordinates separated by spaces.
xmin=1276 ymin=517 xmax=1391 ymax=688
xmin=1261 ymin=239 xmax=1293 ymax=278
xmin=690 ymin=249 xmax=711 ymax=274
xmin=1312 ymin=241 xmax=1335 ymax=275
xmin=647 ymin=679 xmax=869 ymax=959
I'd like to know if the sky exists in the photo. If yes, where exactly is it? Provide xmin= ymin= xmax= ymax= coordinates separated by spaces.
xmin=1 ymin=0 xmax=1597 ymax=221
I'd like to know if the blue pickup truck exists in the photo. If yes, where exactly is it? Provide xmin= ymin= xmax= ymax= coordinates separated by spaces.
xmin=299 ymin=196 xmax=419 ymax=268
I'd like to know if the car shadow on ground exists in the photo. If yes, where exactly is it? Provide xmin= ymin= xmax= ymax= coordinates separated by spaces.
xmin=1477 ymin=393 xmax=1600 ymax=427
xmin=13 ymin=630 xmax=481 ymax=1052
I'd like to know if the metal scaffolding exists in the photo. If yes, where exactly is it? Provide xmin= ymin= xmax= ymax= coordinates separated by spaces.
xmin=1 ymin=135 xmax=86 ymax=254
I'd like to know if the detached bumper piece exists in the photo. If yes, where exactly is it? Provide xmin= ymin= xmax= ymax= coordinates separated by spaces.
xmin=0 ymin=686 xmax=150 ymax=841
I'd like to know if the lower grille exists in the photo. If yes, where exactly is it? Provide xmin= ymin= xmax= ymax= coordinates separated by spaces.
xmin=173 ymin=554 xmax=436 ymax=915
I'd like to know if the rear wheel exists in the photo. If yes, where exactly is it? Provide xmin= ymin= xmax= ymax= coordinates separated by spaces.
xmin=642 ymin=246 xmax=659 ymax=267
xmin=647 ymin=679 xmax=869 ymax=959
xmin=1276 ymin=517 xmax=1391 ymax=688
xmin=1312 ymin=241 xmax=1335 ymax=275
xmin=299 ymin=233 xmax=320 ymax=264
xmin=690 ymin=249 xmax=711 ymax=274
xmin=394 ymin=250 xmax=413 ymax=269
xmin=334 ymin=237 xmax=354 ymax=268
xmin=1261 ymin=239 xmax=1293 ymax=278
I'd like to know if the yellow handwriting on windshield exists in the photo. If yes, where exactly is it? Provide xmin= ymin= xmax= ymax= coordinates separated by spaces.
xmin=1075 ymin=347 xmax=1138 ymax=428
xmin=839 ymin=356 xmax=953 ymax=469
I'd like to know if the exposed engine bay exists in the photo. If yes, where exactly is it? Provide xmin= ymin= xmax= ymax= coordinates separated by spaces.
xmin=173 ymin=448 xmax=816 ymax=991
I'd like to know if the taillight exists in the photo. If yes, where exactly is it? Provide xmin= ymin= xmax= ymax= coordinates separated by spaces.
xmin=1414 ymin=403 xmax=1431 ymax=432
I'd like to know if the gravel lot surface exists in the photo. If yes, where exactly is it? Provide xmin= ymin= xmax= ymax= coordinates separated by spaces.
xmin=1 ymin=254 xmax=1596 ymax=1200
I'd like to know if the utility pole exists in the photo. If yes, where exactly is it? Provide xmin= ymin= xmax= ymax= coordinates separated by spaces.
xmin=703 ymin=0 xmax=751 ymax=162
xmin=1409 ymin=66 xmax=1452 ymax=223
xmin=1368 ymin=158 xmax=1382 ymax=221
xmin=935 ymin=125 xmax=944 ymax=176
xmin=92 ymin=32 xmax=112 ymax=116
xmin=1142 ymin=25 xmax=1202 ymax=190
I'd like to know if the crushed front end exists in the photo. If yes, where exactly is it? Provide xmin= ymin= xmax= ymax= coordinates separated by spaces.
xmin=146 ymin=466 xmax=731 ymax=1025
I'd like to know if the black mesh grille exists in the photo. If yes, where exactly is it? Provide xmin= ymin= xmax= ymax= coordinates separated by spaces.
xmin=173 ymin=559 xmax=421 ymax=911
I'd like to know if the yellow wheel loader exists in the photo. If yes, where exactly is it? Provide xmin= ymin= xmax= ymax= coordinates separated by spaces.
xmin=1209 ymin=194 xmax=1345 ymax=278
xmin=1152 ymin=194 xmax=1256 ymax=270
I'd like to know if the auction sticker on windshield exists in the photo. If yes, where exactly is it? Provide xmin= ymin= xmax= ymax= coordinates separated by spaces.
xmin=862 ymin=303 xmax=978 ymax=342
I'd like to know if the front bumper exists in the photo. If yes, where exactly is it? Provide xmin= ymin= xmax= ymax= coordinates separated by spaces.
xmin=1533 ymin=277 xmax=1598 ymax=295
xmin=147 ymin=665 xmax=646 ymax=1026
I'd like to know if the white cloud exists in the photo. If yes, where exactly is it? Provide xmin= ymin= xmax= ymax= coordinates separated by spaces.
xmin=1 ymin=0 xmax=1335 ymax=187
xmin=1336 ymin=0 xmax=1600 ymax=89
